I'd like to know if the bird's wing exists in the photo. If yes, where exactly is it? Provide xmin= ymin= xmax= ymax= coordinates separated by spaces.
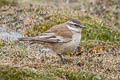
xmin=46 ymin=24 xmax=73 ymax=39
xmin=18 ymin=33 xmax=71 ymax=43
xmin=18 ymin=24 xmax=72 ymax=43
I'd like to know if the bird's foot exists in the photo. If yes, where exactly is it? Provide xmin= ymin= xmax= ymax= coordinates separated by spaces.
xmin=57 ymin=54 xmax=72 ymax=64
xmin=74 ymin=45 xmax=80 ymax=53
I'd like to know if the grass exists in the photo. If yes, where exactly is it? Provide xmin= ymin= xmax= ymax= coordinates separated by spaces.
xmin=0 ymin=65 xmax=40 ymax=80
xmin=0 ymin=3 xmax=119 ymax=80
xmin=44 ymin=67 xmax=107 ymax=80
xmin=0 ymin=0 xmax=9 ymax=7
xmin=0 ymin=39 xmax=5 ymax=47
xmin=0 ymin=65 xmax=107 ymax=80
xmin=80 ymin=15 xmax=120 ymax=42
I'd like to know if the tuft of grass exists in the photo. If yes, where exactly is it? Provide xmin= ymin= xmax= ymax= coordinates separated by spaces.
xmin=0 ymin=0 xmax=17 ymax=7
xmin=0 ymin=39 xmax=5 ymax=47
xmin=0 ymin=65 xmax=40 ymax=80
xmin=80 ymin=15 xmax=120 ymax=42
xmin=36 ymin=66 xmax=108 ymax=80
xmin=0 ymin=65 xmax=108 ymax=80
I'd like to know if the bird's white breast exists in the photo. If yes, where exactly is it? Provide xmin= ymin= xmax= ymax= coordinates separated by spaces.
xmin=72 ymin=33 xmax=81 ymax=45
xmin=59 ymin=33 xmax=81 ymax=53
xmin=66 ymin=25 xmax=82 ymax=46
xmin=63 ymin=32 xmax=81 ymax=48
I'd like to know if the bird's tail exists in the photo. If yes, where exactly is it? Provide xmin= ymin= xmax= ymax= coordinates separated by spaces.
xmin=18 ymin=37 xmax=35 ymax=41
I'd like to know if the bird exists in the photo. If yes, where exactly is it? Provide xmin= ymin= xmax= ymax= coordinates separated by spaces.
xmin=18 ymin=18 xmax=86 ymax=63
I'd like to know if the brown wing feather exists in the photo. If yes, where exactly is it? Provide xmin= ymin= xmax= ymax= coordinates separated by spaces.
xmin=46 ymin=23 xmax=73 ymax=39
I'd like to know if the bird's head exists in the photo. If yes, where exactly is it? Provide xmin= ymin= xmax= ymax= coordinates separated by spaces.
xmin=66 ymin=18 xmax=86 ymax=33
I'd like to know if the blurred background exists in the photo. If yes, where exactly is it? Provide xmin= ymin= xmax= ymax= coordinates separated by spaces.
xmin=0 ymin=0 xmax=120 ymax=29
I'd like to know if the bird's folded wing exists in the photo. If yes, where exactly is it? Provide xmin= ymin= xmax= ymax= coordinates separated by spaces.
xmin=18 ymin=32 xmax=71 ymax=43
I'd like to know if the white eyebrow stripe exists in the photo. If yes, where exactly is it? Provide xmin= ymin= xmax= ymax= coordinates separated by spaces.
xmin=67 ymin=25 xmax=80 ymax=33
xmin=68 ymin=21 xmax=76 ymax=24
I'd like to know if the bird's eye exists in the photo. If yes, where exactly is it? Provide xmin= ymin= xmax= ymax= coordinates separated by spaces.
xmin=74 ymin=24 xmax=80 ymax=27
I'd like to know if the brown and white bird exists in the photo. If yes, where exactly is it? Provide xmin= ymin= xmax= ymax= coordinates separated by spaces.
xmin=18 ymin=18 xmax=86 ymax=63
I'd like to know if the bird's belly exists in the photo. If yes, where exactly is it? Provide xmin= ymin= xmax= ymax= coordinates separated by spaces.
xmin=54 ymin=40 xmax=80 ymax=54
xmin=52 ymin=42 xmax=75 ymax=54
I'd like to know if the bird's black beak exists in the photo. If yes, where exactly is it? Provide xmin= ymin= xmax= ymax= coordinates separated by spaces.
xmin=80 ymin=25 xmax=87 ymax=28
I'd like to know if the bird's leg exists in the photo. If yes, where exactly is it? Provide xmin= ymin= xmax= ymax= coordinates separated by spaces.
xmin=57 ymin=53 xmax=66 ymax=64
xmin=74 ymin=45 xmax=80 ymax=53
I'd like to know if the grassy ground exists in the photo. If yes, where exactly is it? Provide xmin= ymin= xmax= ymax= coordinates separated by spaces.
xmin=0 ymin=65 xmax=108 ymax=80
xmin=0 ymin=0 xmax=120 ymax=80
